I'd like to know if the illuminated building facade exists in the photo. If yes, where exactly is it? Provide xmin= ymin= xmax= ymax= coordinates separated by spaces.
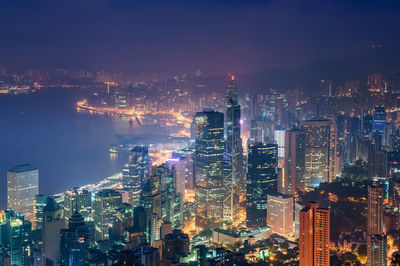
xmin=274 ymin=129 xmax=286 ymax=159
xmin=140 ymin=179 xmax=163 ymax=244
xmin=154 ymin=164 xmax=182 ymax=229
xmin=171 ymin=146 xmax=195 ymax=190
xmin=225 ymin=76 xmax=245 ymax=223
xmin=123 ymin=146 xmax=150 ymax=207
xmin=372 ymin=106 xmax=386 ymax=147
xmin=163 ymin=230 xmax=190 ymax=264
xmin=368 ymin=133 xmax=387 ymax=179
xmin=299 ymin=202 xmax=330 ymax=266
xmin=266 ymin=193 xmax=294 ymax=238
xmin=367 ymin=184 xmax=387 ymax=266
xmin=59 ymin=212 xmax=90 ymax=266
xmin=301 ymin=119 xmax=337 ymax=189
xmin=7 ymin=164 xmax=39 ymax=222
xmin=194 ymin=109 xmax=225 ymax=229
xmin=33 ymin=194 xmax=49 ymax=230
xmin=64 ymin=188 xmax=92 ymax=221
xmin=93 ymin=189 xmax=122 ymax=241
xmin=283 ymin=129 xmax=305 ymax=195
xmin=246 ymin=143 xmax=278 ymax=228
xmin=0 ymin=210 xmax=32 ymax=266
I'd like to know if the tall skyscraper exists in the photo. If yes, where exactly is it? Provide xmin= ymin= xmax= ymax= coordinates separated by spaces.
xmin=194 ymin=109 xmax=225 ymax=229
xmin=225 ymin=76 xmax=245 ymax=223
xmin=63 ymin=188 xmax=92 ymax=221
xmin=93 ymin=189 xmax=122 ymax=241
xmin=163 ymin=230 xmax=190 ymax=264
xmin=301 ymin=119 xmax=337 ymax=189
xmin=283 ymin=129 xmax=305 ymax=195
xmin=140 ymin=179 xmax=163 ymax=244
xmin=299 ymin=202 xmax=330 ymax=266
xmin=154 ymin=164 xmax=182 ymax=229
xmin=123 ymin=146 xmax=150 ymax=207
xmin=368 ymin=133 xmax=388 ymax=179
xmin=372 ymin=106 xmax=386 ymax=147
xmin=0 ymin=210 xmax=32 ymax=266
xmin=7 ymin=164 xmax=39 ymax=222
xmin=59 ymin=212 xmax=90 ymax=266
xmin=367 ymin=184 xmax=387 ymax=266
xmin=171 ymin=146 xmax=195 ymax=190
xmin=274 ymin=129 xmax=286 ymax=159
xmin=42 ymin=197 xmax=65 ymax=265
xmin=33 ymin=194 xmax=49 ymax=230
xmin=267 ymin=193 xmax=294 ymax=238
xmin=246 ymin=142 xmax=278 ymax=228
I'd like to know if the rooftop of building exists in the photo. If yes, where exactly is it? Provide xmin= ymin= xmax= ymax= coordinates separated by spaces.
xmin=8 ymin=163 xmax=37 ymax=173
xmin=96 ymin=189 xmax=121 ymax=198
xmin=267 ymin=193 xmax=294 ymax=199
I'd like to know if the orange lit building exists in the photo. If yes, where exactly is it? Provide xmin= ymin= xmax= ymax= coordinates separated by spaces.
xmin=299 ymin=202 xmax=330 ymax=266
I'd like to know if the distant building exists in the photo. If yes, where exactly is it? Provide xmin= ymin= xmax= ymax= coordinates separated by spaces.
xmin=294 ymin=202 xmax=304 ymax=239
xmin=163 ymin=230 xmax=189 ymax=265
xmin=372 ymin=106 xmax=386 ymax=147
xmin=274 ymin=129 xmax=286 ymax=159
xmin=59 ymin=212 xmax=90 ymax=266
xmin=42 ymin=197 xmax=66 ymax=265
xmin=140 ymin=180 xmax=163 ymax=244
xmin=123 ymin=146 xmax=150 ymax=207
xmin=0 ymin=210 xmax=32 ymax=266
xmin=64 ymin=188 xmax=92 ymax=221
xmin=267 ymin=194 xmax=294 ymax=238
xmin=194 ymin=109 xmax=225 ymax=229
xmin=299 ymin=202 xmax=330 ymax=266
xmin=301 ymin=119 xmax=337 ymax=189
xmin=171 ymin=146 xmax=195 ymax=190
xmin=246 ymin=143 xmax=278 ymax=228
xmin=367 ymin=184 xmax=387 ymax=266
xmin=225 ymin=77 xmax=245 ymax=223
xmin=7 ymin=164 xmax=39 ymax=222
xmin=93 ymin=189 xmax=122 ymax=241
xmin=283 ymin=129 xmax=305 ymax=195
xmin=33 ymin=194 xmax=49 ymax=230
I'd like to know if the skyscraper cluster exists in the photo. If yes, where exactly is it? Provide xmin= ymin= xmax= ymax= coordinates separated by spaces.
xmin=2 ymin=72 xmax=400 ymax=265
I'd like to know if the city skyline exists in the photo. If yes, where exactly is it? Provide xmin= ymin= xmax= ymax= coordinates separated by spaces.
xmin=0 ymin=0 xmax=400 ymax=265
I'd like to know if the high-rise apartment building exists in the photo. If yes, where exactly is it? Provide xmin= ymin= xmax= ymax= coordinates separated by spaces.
xmin=7 ymin=164 xmax=39 ymax=222
xmin=283 ymin=129 xmax=305 ymax=195
xmin=194 ymin=109 xmax=225 ymax=229
xmin=246 ymin=142 xmax=278 ymax=228
xmin=301 ymin=119 xmax=337 ymax=189
xmin=299 ymin=202 xmax=330 ymax=266
xmin=267 ymin=194 xmax=294 ymax=238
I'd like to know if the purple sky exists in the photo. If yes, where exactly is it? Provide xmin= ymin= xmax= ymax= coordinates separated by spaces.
xmin=0 ymin=0 xmax=399 ymax=74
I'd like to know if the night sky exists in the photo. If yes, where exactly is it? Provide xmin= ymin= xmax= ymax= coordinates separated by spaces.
xmin=1 ymin=0 xmax=400 ymax=74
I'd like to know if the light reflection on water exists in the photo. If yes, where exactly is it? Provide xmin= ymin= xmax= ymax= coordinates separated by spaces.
xmin=0 ymin=87 xmax=134 ymax=208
